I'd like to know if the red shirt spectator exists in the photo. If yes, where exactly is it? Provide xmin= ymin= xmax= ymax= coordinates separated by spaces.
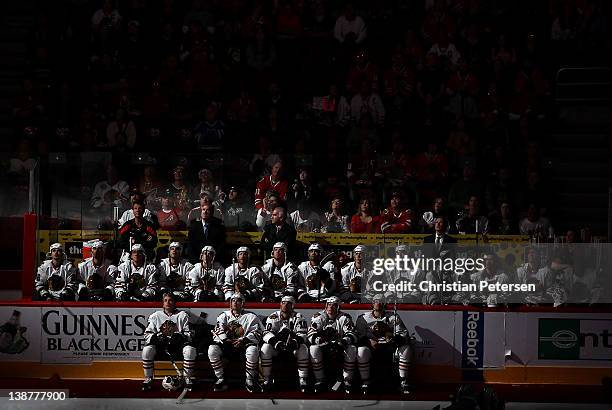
xmin=254 ymin=161 xmax=288 ymax=209
xmin=380 ymin=192 xmax=414 ymax=233
xmin=350 ymin=198 xmax=381 ymax=233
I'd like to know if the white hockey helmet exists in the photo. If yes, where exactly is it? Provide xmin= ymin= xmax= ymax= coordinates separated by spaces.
xmin=168 ymin=241 xmax=182 ymax=250
xmin=91 ymin=240 xmax=105 ymax=249
xmin=326 ymin=296 xmax=341 ymax=306
xmin=131 ymin=243 xmax=145 ymax=253
xmin=281 ymin=295 xmax=296 ymax=305
xmin=201 ymin=245 xmax=216 ymax=255
xmin=230 ymin=293 xmax=245 ymax=303
xmin=236 ymin=246 xmax=251 ymax=257
xmin=162 ymin=375 xmax=181 ymax=391
xmin=395 ymin=244 xmax=409 ymax=254
xmin=273 ymin=242 xmax=287 ymax=252
xmin=308 ymin=243 xmax=323 ymax=252
xmin=50 ymin=243 xmax=64 ymax=252
xmin=353 ymin=244 xmax=366 ymax=253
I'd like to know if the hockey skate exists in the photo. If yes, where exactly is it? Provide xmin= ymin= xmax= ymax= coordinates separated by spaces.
xmin=400 ymin=379 xmax=413 ymax=395
xmin=299 ymin=378 xmax=308 ymax=393
xmin=262 ymin=378 xmax=274 ymax=393
xmin=184 ymin=377 xmax=194 ymax=391
xmin=314 ymin=380 xmax=326 ymax=393
xmin=361 ymin=381 xmax=370 ymax=395
xmin=246 ymin=380 xmax=262 ymax=393
xmin=213 ymin=378 xmax=228 ymax=392
xmin=141 ymin=377 xmax=153 ymax=391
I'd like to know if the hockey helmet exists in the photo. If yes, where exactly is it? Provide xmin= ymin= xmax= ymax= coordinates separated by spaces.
xmin=281 ymin=295 xmax=296 ymax=305
xmin=230 ymin=293 xmax=245 ymax=303
xmin=162 ymin=375 xmax=182 ymax=391
xmin=201 ymin=245 xmax=216 ymax=255
xmin=308 ymin=243 xmax=323 ymax=252
xmin=131 ymin=244 xmax=145 ymax=253
xmin=236 ymin=246 xmax=251 ymax=257
xmin=353 ymin=244 xmax=366 ymax=253
xmin=91 ymin=240 xmax=105 ymax=249
xmin=326 ymin=296 xmax=341 ymax=306
xmin=168 ymin=241 xmax=182 ymax=250
xmin=395 ymin=244 xmax=408 ymax=254
xmin=273 ymin=242 xmax=287 ymax=252
xmin=50 ymin=243 xmax=64 ymax=252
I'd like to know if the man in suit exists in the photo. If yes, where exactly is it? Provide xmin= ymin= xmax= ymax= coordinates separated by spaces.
xmin=188 ymin=203 xmax=226 ymax=264
xmin=260 ymin=206 xmax=297 ymax=261
xmin=423 ymin=216 xmax=457 ymax=258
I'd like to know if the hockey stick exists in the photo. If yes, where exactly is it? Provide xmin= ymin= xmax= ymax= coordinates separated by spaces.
xmin=165 ymin=349 xmax=189 ymax=404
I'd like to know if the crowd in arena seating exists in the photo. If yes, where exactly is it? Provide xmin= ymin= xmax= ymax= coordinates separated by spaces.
xmin=9 ymin=0 xmax=609 ymax=237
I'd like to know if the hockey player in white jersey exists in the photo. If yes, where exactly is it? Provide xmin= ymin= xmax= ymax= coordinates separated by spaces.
xmin=355 ymin=296 xmax=413 ymax=394
xmin=339 ymin=245 xmax=368 ymax=303
xmin=307 ymin=296 xmax=357 ymax=393
xmin=115 ymin=244 xmax=159 ymax=301
xmin=208 ymin=293 xmax=264 ymax=393
xmin=297 ymin=243 xmax=337 ymax=302
xmin=261 ymin=242 xmax=299 ymax=301
xmin=141 ymin=293 xmax=196 ymax=391
xmin=187 ymin=246 xmax=225 ymax=301
xmin=76 ymin=240 xmax=117 ymax=301
xmin=158 ymin=242 xmax=193 ymax=301
xmin=35 ymin=243 xmax=79 ymax=301
xmin=260 ymin=296 xmax=309 ymax=392
xmin=223 ymin=247 xmax=267 ymax=301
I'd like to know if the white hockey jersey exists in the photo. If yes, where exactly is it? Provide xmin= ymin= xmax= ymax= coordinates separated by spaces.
xmin=157 ymin=258 xmax=194 ymax=291
xmin=144 ymin=309 xmax=193 ymax=345
xmin=212 ymin=310 xmax=263 ymax=345
xmin=223 ymin=264 xmax=266 ymax=301
xmin=355 ymin=310 xmax=408 ymax=345
xmin=297 ymin=261 xmax=338 ymax=299
xmin=187 ymin=262 xmax=225 ymax=298
xmin=262 ymin=258 xmax=299 ymax=298
xmin=307 ymin=311 xmax=357 ymax=346
xmin=262 ymin=310 xmax=308 ymax=344
xmin=35 ymin=260 xmax=78 ymax=298
xmin=339 ymin=261 xmax=369 ymax=302
xmin=115 ymin=261 xmax=159 ymax=299
xmin=77 ymin=258 xmax=117 ymax=293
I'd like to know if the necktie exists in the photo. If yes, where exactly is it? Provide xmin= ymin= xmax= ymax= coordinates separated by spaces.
xmin=203 ymin=223 xmax=208 ymax=239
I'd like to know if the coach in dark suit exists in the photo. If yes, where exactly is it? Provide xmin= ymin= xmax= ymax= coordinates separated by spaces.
xmin=423 ymin=216 xmax=457 ymax=258
xmin=260 ymin=206 xmax=297 ymax=261
xmin=188 ymin=203 xmax=226 ymax=263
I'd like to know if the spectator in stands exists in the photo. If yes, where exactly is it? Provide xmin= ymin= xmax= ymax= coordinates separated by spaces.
xmin=256 ymin=190 xmax=280 ymax=230
xmin=246 ymin=26 xmax=277 ymax=74
xmin=250 ymin=136 xmax=282 ymax=178
xmin=316 ymin=83 xmax=351 ymax=128
xmin=118 ymin=190 xmax=158 ymax=229
xmin=194 ymin=102 xmax=224 ymax=151
xmin=290 ymin=167 xmax=319 ymax=209
xmin=429 ymin=31 xmax=461 ymax=67
xmin=456 ymin=195 xmax=489 ymax=235
xmin=414 ymin=141 xmax=448 ymax=204
xmin=334 ymin=3 xmax=367 ymax=46
xmin=519 ymin=204 xmax=552 ymax=238
xmin=420 ymin=197 xmax=449 ymax=233
xmin=187 ymin=203 xmax=226 ymax=264
xmin=486 ymin=167 xmax=519 ymax=215
xmin=217 ymin=186 xmax=253 ymax=231
xmin=255 ymin=161 xmax=288 ymax=210
xmin=380 ymin=191 xmax=414 ymax=234
xmin=448 ymin=164 xmax=484 ymax=212
xmin=446 ymin=117 xmax=476 ymax=174
xmin=90 ymin=163 xmax=130 ymax=210
xmin=318 ymin=169 xmax=348 ymax=205
xmin=346 ymin=49 xmax=378 ymax=96
xmin=166 ymin=165 xmax=193 ymax=219
xmin=346 ymin=113 xmax=381 ymax=154
xmin=192 ymin=168 xmax=220 ymax=203
xmin=350 ymin=197 xmax=381 ymax=233
xmin=350 ymin=81 xmax=385 ymax=127
xmin=157 ymin=189 xmax=184 ymax=230
xmin=136 ymin=165 xmax=162 ymax=210
xmin=290 ymin=199 xmax=323 ymax=233
xmin=488 ymin=202 xmax=519 ymax=235
xmin=106 ymin=108 xmax=137 ymax=151
xmin=261 ymin=206 xmax=297 ymax=260
xmin=519 ymin=171 xmax=549 ymax=216
xmin=12 ymin=78 xmax=45 ymax=127
xmin=321 ymin=196 xmax=350 ymax=233
xmin=91 ymin=0 xmax=122 ymax=50
xmin=118 ymin=200 xmax=158 ymax=261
